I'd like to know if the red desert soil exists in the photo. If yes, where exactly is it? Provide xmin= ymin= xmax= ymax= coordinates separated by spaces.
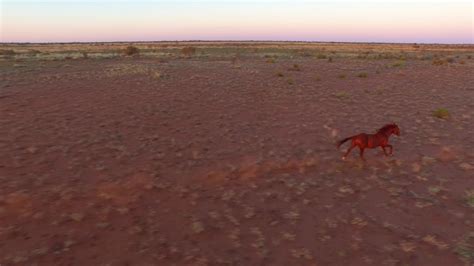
xmin=1 ymin=56 xmax=474 ymax=265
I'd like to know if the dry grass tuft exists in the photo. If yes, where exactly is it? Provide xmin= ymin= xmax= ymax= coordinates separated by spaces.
xmin=0 ymin=49 xmax=16 ymax=56
xmin=104 ymin=63 xmax=163 ymax=80
xmin=466 ymin=190 xmax=474 ymax=208
xmin=433 ymin=108 xmax=449 ymax=119
xmin=454 ymin=233 xmax=474 ymax=263
xmin=289 ymin=64 xmax=301 ymax=71
xmin=392 ymin=60 xmax=405 ymax=67
xmin=123 ymin=46 xmax=140 ymax=56
xmin=357 ymin=72 xmax=368 ymax=78
xmin=432 ymin=59 xmax=446 ymax=66
xmin=182 ymin=46 xmax=196 ymax=57
xmin=334 ymin=92 xmax=349 ymax=99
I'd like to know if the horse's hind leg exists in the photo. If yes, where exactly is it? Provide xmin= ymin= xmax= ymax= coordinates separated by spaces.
xmin=359 ymin=147 xmax=366 ymax=161
xmin=342 ymin=144 xmax=355 ymax=160
xmin=381 ymin=146 xmax=389 ymax=156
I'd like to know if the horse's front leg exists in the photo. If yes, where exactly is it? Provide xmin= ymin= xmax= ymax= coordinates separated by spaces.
xmin=359 ymin=147 xmax=366 ymax=161
xmin=381 ymin=146 xmax=389 ymax=156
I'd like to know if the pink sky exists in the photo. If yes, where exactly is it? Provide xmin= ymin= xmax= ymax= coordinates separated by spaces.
xmin=1 ymin=0 xmax=473 ymax=43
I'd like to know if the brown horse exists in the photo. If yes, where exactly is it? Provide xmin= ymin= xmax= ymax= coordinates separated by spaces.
xmin=337 ymin=123 xmax=400 ymax=160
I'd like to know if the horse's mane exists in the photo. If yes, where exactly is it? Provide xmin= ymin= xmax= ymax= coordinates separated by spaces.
xmin=377 ymin=123 xmax=397 ymax=134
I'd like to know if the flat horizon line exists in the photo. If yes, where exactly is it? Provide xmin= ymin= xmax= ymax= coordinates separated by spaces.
xmin=2 ymin=40 xmax=473 ymax=46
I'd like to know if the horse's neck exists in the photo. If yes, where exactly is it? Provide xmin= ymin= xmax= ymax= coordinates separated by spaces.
xmin=376 ymin=130 xmax=391 ymax=138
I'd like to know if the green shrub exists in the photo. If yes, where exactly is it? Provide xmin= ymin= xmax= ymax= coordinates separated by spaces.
xmin=433 ymin=108 xmax=449 ymax=119
xmin=27 ymin=50 xmax=41 ymax=56
xmin=454 ymin=232 xmax=474 ymax=263
xmin=181 ymin=46 xmax=196 ymax=57
xmin=446 ymin=57 xmax=455 ymax=63
xmin=432 ymin=59 xmax=445 ymax=66
xmin=422 ymin=54 xmax=434 ymax=61
xmin=0 ymin=49 xmax=16 ymax=56
xmin=392 ymin=60 xmax=405 ymax=67
xmin=466 ymin=190 xmax=474 ymax=208
xmin=334 ymin=92 xmax=348 ymax=99
xmin=124 ymin=46 xmax=140 ymax=56
xmin=289 ymin=64 xmax=301 ymax=71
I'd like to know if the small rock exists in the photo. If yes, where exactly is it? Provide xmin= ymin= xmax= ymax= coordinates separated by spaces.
xmin=459 ymin=162 xmax=474 ymax=171
xmin=117 ymin=207 xmax=129 ymax=214
xmin=27 ymin=146 xmax=38 ymax=154
xmin=438 ymin=147 xmax=457 ymax=162
xmin=12 ymin=256 xmax=28 ymax=263
xmin=393 ymin=159 xmax=402 ymax=166
xmin=192 ymin=221 xmax=205 ymax=234
xmin=338 ymin=186 xmax=355 ymax=194
xmin=400 ymin=241 xmax=416 ymax=252
xmin=31 ymin=247 xmax=49 ymax=256
xmin=412 ymin=162 xmax=421 ymax=173
xmin=421 ymin=156 xmax=436 ymax=165
xmin=448 ymin=210 xmax=465 ymax=219
xmin=128 ymin=226 xmax=143 ymax=234
xmin=70 ymin=213 xmax=84 ymax=222
xmin=96 ymin=222 xmax=110 ymax=229
xmin=64 ymin=240 xmax=75 ymax=248
xmin=270 ymin=220 xmax=279 ymax=226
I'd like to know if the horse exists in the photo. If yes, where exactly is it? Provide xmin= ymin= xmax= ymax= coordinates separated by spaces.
xmin=337 ymin=123 xmax=400 ymax=160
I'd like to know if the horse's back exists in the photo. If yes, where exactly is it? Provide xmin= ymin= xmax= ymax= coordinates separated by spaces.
xmin=353 ymin=133 xmax=369 ymax=146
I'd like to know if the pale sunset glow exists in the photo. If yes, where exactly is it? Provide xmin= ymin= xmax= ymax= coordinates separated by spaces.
xmin=1 ymin=0 xmax=473 ymax=43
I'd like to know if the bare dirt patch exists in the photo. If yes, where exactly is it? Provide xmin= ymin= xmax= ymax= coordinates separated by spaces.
xmin=1 ymin=44 xmax=474 ymax=265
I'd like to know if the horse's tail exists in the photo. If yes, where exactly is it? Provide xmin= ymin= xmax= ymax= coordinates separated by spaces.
xmin=337 ymin=136 xmax=353 ymax=149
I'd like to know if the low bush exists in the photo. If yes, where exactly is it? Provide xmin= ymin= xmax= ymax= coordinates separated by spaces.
xmin=433 ymin=108 xmax=449 ymax=119
xmin=124 ymin=46 xmax=140 ymax=56
xmin=181 ymin=46 xmax=196 ymax=57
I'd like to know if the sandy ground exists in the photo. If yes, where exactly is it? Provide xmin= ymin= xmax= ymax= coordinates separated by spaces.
xmin=1 ymin=55 xmax=474 ymax=265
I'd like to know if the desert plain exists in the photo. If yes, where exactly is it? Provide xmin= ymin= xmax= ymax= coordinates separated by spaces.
xmin=1 ymin=42 xmax=474 ymax=265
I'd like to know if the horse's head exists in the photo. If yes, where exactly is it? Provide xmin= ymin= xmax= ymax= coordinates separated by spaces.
xmin=378 ymin=123 xmax=400 ymax=136
xmin=390 ymin=123 xmax=400 ymax=136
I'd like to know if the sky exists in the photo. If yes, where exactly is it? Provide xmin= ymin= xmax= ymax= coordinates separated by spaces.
xmin=1 ymin=0 xmax=473 ymax=43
